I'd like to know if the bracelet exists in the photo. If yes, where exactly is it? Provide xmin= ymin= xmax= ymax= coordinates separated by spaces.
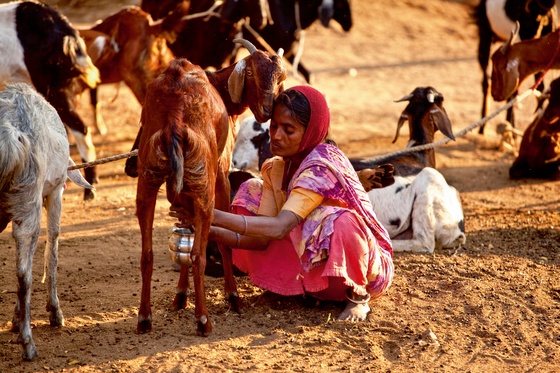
xmin=241 ymin=215 xmax=247 ymax=235
xmin=235 ymin=232 xmax=240 ymax=248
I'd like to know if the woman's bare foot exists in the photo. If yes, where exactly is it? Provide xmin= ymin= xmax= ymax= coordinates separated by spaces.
xmin=338 ymin=290 xmax=371 ymax=321
xmin=338 ymin=301 xmax=371 ymax=322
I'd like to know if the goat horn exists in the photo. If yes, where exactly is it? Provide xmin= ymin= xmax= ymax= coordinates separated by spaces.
xmin=394 ymin=93 xmax=414 ymax=102
xmin=500 ymin=21 xmax=519 ymax=54
xmin=277 ymin=48 xmax=284 ymax=58
xmin=233 ymin=38 xmax=258 ymax=55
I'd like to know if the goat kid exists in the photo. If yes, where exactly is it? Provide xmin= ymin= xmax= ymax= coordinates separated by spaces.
xmin=0 ymin=83 xmax=93 ymax=361
xmin=78 ymin=5 xmax=181 ymax=136
xmin=135 ymin=39 xmax=286 ymax=336
xmin=0 ymin=0 xmax=101 ymax=201
xmin=510 ymin=76 xmax=560 ymax=179
xmin=475 ymin=0 xmax=557 ymax=133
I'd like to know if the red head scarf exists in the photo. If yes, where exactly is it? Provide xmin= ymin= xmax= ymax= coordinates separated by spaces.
xmin=281 ymin=85 xmax=331 ymax=190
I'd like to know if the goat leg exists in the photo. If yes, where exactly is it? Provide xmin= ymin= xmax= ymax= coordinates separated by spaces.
xmin=44 ymin=189 xmax=65 ymax=327
xmin=136 ymin=178 xmax=160 ymax=334
xmin=12 ymin=214 xmax=41 ymax=361
xmin=125 ymin=127 xmax=142 ymax=178
xmin=173 ymin=264 xmax=190 ymax=311
xmin=218 ymin=243 xmax=243 ymax=313
xmin=191 ymin=218 xmax=212 ymax=337
xmin=215 ymin=169 xmax=243 ymax=313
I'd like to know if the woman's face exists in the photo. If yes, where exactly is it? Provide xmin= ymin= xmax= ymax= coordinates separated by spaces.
xmin=269 ymin=103 xmax=306 ymax=157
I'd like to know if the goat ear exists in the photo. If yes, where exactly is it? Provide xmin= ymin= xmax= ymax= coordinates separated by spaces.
xmin=228 ymin=60 xmax=247 ymax=104
xmin=430 ymin=105 xmax=455 ymax=140
xmin=392 ymin=112 xmax=410 ymax=143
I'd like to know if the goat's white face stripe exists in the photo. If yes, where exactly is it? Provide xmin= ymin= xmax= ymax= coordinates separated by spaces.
xmin=506 ymin=57 xmax=519 ymax=72
xmin=234 ymin=59 xmax=247 ymax=74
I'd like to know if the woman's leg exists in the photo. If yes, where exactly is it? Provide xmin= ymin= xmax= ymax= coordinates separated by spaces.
xmin=307 ymin=211 xmax=393 ymax=321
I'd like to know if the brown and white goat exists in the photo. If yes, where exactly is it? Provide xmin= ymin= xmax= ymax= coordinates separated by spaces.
xmin=135 ymin=39 xmax=286 ymax=336
xmin=77 ymin=6 xmax=180 ymax=135
xmin=510 ymin=77 xmax=560 ymax=180
xmin=491 ymin=21 xmax=560 ymax=104
xmin=351 ymin=87 xmax=466 ymax=254
xmin=0 ymin=83 xmax=93 ymax=361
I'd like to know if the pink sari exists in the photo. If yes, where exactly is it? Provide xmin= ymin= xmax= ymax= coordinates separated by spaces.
xmin=232 ymin=143 xmax=394 ymax=301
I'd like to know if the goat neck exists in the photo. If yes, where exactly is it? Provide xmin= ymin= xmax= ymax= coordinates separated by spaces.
xmin=492 ymin=28 xmax=560 ymax=101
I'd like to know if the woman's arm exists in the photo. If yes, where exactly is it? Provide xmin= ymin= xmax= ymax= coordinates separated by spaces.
xmin=213 ymin=209 xmax=300 ymax=241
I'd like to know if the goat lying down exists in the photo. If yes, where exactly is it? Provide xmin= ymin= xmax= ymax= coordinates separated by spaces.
xmin=232 ymin=87 xmax=466 ymax=254
xmin=352 ymin=87 xmax=466 ymax=253
xmin=367 ymin=168 xmax=465 ymax=253
xmin=0 ymin=83 xmax=93 ymax=361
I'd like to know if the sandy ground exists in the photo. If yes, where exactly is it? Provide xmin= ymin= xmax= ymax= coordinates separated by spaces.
xmin=1 ymin=0 xmax=559 ymax=372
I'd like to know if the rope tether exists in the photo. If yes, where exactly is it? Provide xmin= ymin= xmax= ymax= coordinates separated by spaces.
xmin=67 ymin=88 xmax=538 ymax=172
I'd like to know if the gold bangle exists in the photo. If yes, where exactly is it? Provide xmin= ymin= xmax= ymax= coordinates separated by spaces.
xmin=241 ymin=215 xmax=247 ymax=235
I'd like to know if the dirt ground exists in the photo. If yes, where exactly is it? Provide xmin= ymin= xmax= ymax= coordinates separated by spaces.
xmin=1 ymin=0 xmax=559 ymax=372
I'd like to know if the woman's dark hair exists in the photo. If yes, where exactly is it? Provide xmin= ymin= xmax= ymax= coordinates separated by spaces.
xmin=275 ymin=89 xmax=337 ymax=146
xmin=275 ymin=89 xmax=311 ymax=127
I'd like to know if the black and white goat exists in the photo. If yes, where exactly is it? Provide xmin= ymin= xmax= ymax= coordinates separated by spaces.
xmin=0 ymin=83 xmax=93 ymax=361
xmin=232 ymin=116 xmax=272 ymax=173
xmin=474 ymin=0 xmax=557 ymax=133
xmin=0 ymin=0 xmax=101 ymax=200
xmin=351 ymin=87 xmax=466 ymax=253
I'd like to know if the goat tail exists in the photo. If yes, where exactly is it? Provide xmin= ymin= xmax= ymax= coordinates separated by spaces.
xmin=0 ymin=124 xmax=30 ymax=191
xmin=168 ymin=127 xmax=185 ymax=194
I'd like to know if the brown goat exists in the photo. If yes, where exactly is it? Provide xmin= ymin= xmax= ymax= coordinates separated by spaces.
xmin=510 ymin=77 xmax=560 ymax=180
xmin=491 ymin=22 xmax=560 ymax=103
xmin=77 ymin=6 xmax=181 ymax=134
xmin=135 ymin=39 xmax=285 ymax=336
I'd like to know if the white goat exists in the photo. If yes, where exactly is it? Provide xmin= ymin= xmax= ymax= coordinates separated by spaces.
xmin=0 ymin=83 xmax=93 ymax=361
xmin=367 ymin=168 xmax=465 ymax=254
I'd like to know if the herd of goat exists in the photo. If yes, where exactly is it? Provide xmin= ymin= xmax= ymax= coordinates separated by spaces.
xmin=0 ymin=0 xmax=559 ymax=362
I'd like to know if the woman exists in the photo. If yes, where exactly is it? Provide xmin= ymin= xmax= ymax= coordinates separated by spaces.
xmin=178 ymin=86 xmax=394 ymax=321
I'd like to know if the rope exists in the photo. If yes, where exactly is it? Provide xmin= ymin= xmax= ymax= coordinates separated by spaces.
xmin=180 ymin=0 xmax=224 ymax=22
xmin=67 ymin=89 xmax=539 ymax=172
xmin=68 ymin=150 xmax=137 ymax=171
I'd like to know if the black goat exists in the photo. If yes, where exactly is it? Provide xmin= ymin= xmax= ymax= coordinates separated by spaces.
xmin=140 ymin=0 xmax=352 ymax=82
xmin=241 ymin=0 xmax=352 ymax=83
xmin=474 ymin=0 xmax=557 ymax=134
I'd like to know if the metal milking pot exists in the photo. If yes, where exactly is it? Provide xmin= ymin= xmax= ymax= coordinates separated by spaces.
xmin=168 ymin=226 xmax=194 ymax=266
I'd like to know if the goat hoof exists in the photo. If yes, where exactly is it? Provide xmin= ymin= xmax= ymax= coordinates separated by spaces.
xmin=173 ymin=292 xmax=188 ymax=311
xmin=228 ymin=293 xmax=244 ymax=314
xmin=196 ymin=316 xmax=212 ymax=337
xmin=21 ymin=342 xmax=38 ymax=361
xmin=49 ymin=309 xmax=64 ymax=327
xmin=137 ymin=315 xmax=152 ymax=334
xmin=83 ymin=188 xmax=96 ymax=201
xmin=10 ymin=320 xmax=19 ymax=333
